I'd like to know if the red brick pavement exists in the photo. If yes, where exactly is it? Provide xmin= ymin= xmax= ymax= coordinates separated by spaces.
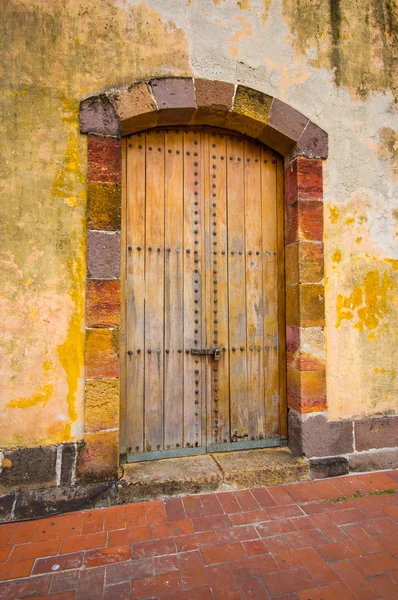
xmin=1 ymin=470 xmax=398 ymax=599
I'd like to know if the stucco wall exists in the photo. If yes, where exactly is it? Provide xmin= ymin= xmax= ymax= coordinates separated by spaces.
xmin=0 ymin=0 xmax=397 ymax=448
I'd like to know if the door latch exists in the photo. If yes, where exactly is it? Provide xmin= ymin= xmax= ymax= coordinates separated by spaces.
xmin=191 ymin=348 xmax=222 ymax=361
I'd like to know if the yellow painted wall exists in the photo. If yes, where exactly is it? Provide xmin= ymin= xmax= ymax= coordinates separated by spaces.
xmin=0 ymin=0 xmax=397 ymax=447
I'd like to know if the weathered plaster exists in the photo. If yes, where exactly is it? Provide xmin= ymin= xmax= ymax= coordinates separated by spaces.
xmin=1 ymin=0 xmax=397 ymax=448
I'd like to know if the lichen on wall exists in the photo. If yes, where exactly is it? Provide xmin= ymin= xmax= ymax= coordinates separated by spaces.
xmin=0 ymin=0 xmax=191 ymax=448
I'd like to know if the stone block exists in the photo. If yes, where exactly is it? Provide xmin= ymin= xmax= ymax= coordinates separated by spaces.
xmin=87 ymin=231 xmax=120 ymax=280
xmin=299 ymin=284 xmax=325 ymax=327
xmin=295 ymin=121 xmax=328 ymax=159
xmin=87 ymin=136 xmax=122 ymax=184
xmin=288 ymin=410 xmax=354 ymax=458
xmin=285 ymin=158 xmax=323 ymax=205
xmin=286 ymin=284 xmax=325 ymax=328
xmin=287 ymin=367 xmax=326 ymax=413
xmin=286 ymin=326 xmax=326 ymax=371
xmin=309 ymin=456 xmax=349 ymax=479
xmin=0 ymin=493 xmax=15 ymax=522
xmin=86 ymin=280 xmax=121 ymax=328
xmin=85 ymin=379 xmax=119 ymax=433
xmin=286 ymin=200 xmax=324 ymax=244
xmin=150 ymin=78 xmax=196 ymax=125
xmin=268 ymin=99 xmax=309 ymax=143
xmin=0 ymin=446 xmax=57 ymax=493
xmin=108 ymin=81 xmax=158 ymax=136
xmin=286 ymin=242 xmax=324 ymax=285
xmin=195 ymin=79 xmax=234 ymax=111
xmin=80 ymin=95 xmax=120 ymax=137
xmin=76 ymin=430 xmax=119 ymax=483
xmin=60 ymin=443 xmax=77 ymax=486
xmin=87 ymin=182 xmax=121 ymax=231
xmin=354 ymin=416 xmax=398 ymax=451
xmin=85 ymin=329 xmax=120 ymax=380
xmin=227 ymin=85 xmax=272 ymax=138
xmin=348 ymin=449 xmax=398 ymax=472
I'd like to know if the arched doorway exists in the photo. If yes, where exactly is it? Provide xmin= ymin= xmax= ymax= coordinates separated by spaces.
xmin=121 ymin=127 xmax=285 ymax=461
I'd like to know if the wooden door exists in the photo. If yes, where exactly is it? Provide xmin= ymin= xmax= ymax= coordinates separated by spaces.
xmin=121 ymin=129 xmax=286 ymax=461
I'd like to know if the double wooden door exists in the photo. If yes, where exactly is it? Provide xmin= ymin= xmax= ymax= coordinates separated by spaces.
xmin=121 ymin=128 xmax=286 ymax=461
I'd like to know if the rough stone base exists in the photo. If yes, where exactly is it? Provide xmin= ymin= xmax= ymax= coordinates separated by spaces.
xmin=348 ymin=449 xmax=398 ymax=473
xmin=309 ymin=456 xmax=349 ymax=479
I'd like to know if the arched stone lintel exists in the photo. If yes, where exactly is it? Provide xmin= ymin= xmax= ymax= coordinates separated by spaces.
xmin=80 ymin=77 xmax=328 ymax=160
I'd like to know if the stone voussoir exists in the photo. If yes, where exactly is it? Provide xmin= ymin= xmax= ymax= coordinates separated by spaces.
xmin=80 ymin=94 xmax=120 ymax=137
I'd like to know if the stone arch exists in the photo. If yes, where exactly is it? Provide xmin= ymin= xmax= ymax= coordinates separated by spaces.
xmin=78 ymin=78 xmax=327 ymax=482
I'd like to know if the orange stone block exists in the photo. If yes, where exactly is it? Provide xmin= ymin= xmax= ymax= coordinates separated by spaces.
xmin=85 ymin=328 xmax=119 ymax=379
xmin=299 ymin=284 xmax=325 ymax=327
xmin=85 ymin=379 xmax=119 ymax=432
xmin=286 ymin=326 xmax=326 ymax=371
xmin=287 ymin=367 xmax=326 ymax=413
xmin=286 ymin=200 xmax=323 ymax=244
xmin=76 ymin=430 xmax=119 ymax=483
xmin=87 ymin=182 xmax=121 ymax=231
xmin=86 ymin=280 xmax=121 ymax=328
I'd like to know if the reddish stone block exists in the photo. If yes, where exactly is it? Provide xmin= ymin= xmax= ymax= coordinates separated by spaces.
xmin=286 ymin=200 xmax=324 ymax=244
xmin=257 ymin=519 xmax=297 ymax=538
xmin=251 ymin=488 xmax=276 ymax=508
xmin=150 ymin=78 xmax=196 ymax=125
xmin=284 ymin=528 xmax=329 ymax=550
xmin=183 ymin=496 xmax=205 ymax=518
xmin=287 ymin=367 xmax=326 ymax=413
xmin=80 ymin=96 xmax=120 ymax=137
xmin=85 ymin=544 xmax=131 ymax=568
xmin=60 ymin=532 xmax=106 ymax=554
xmin=51 ymin=569 xmax=80 ymax=593
xmin=195 ymin=79 xmax=234 ymax=111
xmin=351 ymin=551 xmax=398 ymax=576
xmin=57 ymin=512 xmax=84 ymax=538
xmin=295 ymin=121 xmax=328 ymax=160
xmin=332 ymin=559 xmax=384 ymax=600
xmin=0 ymin=574 xmax=51 ymax=598
xmin=108 ymin=81 xmax=158 ymax=136
xmin=268 ymin=485 xmax=295 ymax=506
xmin=85 ymin=328 xmax=119 ymax=380
xmin=88 ymin=135 xmax=121 ymax=184
xmin=87 ymin=182 xmax=121 ymax=231
xmin=268 ymin=99 xmax=309 ymax=143
xmin=132 ymin=570 xmax=182 ymax=598
xmin=343 ymin=523 xmax=383 ymax=554
xmin=86 ymin=280 xmax=120 ymax=328
xmin=104 ymin=581 xmax=131 ymax=600
xmin=164 ymin=497 xmax=186 ymax=521
xmin=286 ymin=326 xmax=326 ymax=371
xmin=297 ymin=583 xmax=356 ymax=599
xmin=371 ymin=574 xmax=398 ymax=600
xmin=267 ymin=504 xmax=304 ymax=520
xmin=354 ymin=416 xmax=398 ymax=451
xmin=125 ymin=502 xmax=146 ymax=527
xmin=75 ymin=430 xmax=119 ymax=483
xmin=87 ymin=230 xmax=120 ymax=280
xmin=0 ymin=547 xmax=10 ymax=563
xmin=33 ymin=551 xmax=83 ymax=574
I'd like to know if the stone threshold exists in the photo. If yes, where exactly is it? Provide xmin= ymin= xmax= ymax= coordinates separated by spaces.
xmin=118 ymin=447 xmax=309 ymax=503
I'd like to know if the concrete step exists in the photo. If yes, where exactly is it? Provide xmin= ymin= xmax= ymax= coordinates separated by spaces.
xmin=118 ymin=447 xmax=309 ymax=503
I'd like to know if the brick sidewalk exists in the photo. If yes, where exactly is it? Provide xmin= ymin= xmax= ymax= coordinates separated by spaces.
xmin=1 ymin=471 xmax=398 ymax=599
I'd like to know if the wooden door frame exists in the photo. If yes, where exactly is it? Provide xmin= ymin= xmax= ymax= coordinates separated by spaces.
xmin=79 ymin=78 xmax=328 ymax=481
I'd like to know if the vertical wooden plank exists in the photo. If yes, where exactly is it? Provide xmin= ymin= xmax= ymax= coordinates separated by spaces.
xmin=125 ymin=134 xmax=146 ymax=454
xmin=226 ymin=135 xmax=248 ymax=442
xmin=144 ymin=130 xmax=165 ymax=452
xmin=164 ymin=130 xmax=184 ymax=449
xmin=203 ymin=131 xmax=213 ymax=449
xmin=120 ymin=137 xmax=127 ymax=454
xmin=277 ymin=155 xmax=287 ymax=439
xmin=244 ymin=139 xmax=265 ymax=441
xmin=183 ymin=130 xmax=204 ymax=449
xmin=261 ymin=146 xmax=280 ymax=441
xmin=208 ymin=133 xmax=229 ymax=445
